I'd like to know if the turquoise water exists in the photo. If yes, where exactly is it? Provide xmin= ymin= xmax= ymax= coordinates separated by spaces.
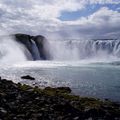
xmin=0 ymin=61 xmax=120 ymax=102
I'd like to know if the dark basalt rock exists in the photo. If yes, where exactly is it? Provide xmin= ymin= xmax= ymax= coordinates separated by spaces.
xmin=0 ymin=78 xmax=120 ymax=120
xmin=14 ymin=33 xmax=51 ymax=60
xmin=57 ymin=87 xmax=72 ymax=93
xmin=21 ymin=75 xmax=35 ymax=80
xmin=33 ymin=35 xmax=48 ymax=60
xmin=45 ymin=87 xmax=72 ymax=94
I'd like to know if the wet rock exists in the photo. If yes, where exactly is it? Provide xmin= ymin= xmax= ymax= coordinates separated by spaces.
xmin=15 ymin=34 xmax=51 ymax=60
xmin=84 ymin=108 xmax=106 ymax=119
xmin=73 ymin=116 xmax=79 ymax=120
xmin=0 ymin=79 xmax=120 ymax=120
xmin=21 ymin=75 xmax=35 ymax=80
xmin=0 ymin=107 xmax=7 ymax=114
xmin=44 ymin=86 xmax=72 ymax=94
xmin=56 ymin=87 xmax=72 ymax=93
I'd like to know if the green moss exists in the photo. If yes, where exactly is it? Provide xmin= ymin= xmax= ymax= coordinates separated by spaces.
xmin=79 ymin=97 xmax=103 ymax=108
xmin=60 ymin=93 xmax=80 ymax=101
xmin=33 ymin=86 xmax=43 ymax=94
xmin=18 ymin=84 xmax=33 ymax=91
xmin=17 ymin=84 xmax=120 ymax=113
xmin=43 ymin=87 xmax=72 ymax=96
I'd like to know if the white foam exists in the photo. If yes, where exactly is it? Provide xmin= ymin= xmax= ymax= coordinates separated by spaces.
xmin=0 ymin=36 xmax=27 ymax=64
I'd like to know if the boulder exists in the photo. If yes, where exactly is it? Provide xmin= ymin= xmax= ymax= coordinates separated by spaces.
xmin=21 ymin=75 xmax=35 ymax=80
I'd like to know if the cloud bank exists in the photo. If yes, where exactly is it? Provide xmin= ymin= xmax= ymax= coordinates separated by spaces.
xmin=0 ymin=0 xmax=120 ymax=39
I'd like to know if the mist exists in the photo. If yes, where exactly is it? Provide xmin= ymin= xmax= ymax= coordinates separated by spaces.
xmin=0 ymin=35 xmax=28 ymax=64
xmin=0 ymin=30 xmax=120 ymax=64
xmin=46 ymin=39 xmax=120 ymax=61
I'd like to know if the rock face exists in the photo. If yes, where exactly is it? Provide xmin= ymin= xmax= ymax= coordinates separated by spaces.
xmin=15 ymin=34 xmax=50 ymax=60
xmin=0 ymin=78 xmax=120 ymax=120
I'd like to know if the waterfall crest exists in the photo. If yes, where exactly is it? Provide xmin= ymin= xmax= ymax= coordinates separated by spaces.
xmin=0 ymin=33 xmax=120 ymax=63
xmin=48 ymin=39 xmax=120 ymax=61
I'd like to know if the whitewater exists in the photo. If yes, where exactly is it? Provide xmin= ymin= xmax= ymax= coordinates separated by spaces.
xmin=0 ymin=36 xmax=120 ymax=101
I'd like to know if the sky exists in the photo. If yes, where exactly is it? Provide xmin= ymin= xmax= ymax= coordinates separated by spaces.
xmin=0 ymin=0 xmax=120 ymax=39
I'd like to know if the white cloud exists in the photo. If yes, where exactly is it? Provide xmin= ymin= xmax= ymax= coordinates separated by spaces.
xmin=60 ymin=7 xmax=120 ymax=38
xmin=0 ymin=0 xmax=86 ymax=35
xmin=88 ymin=0 xmax=120 ymax=4
xmin=0 ymin=0 xmax=119 ymax=39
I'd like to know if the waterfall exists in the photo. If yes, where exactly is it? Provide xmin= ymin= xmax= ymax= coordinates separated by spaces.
xmin=30 ymin=39 xmax=41 ymax=60
xmin=0 ymin=34 xmax=120 ymax=63
xmin=47 ymin=39 xmax=120 ymax=61
xmin=0 ymin=36 xmax=28 ymax=63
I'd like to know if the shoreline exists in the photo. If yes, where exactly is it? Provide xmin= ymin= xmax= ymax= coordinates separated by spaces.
xmin=0 ymin=78 xmax=120 ymax=120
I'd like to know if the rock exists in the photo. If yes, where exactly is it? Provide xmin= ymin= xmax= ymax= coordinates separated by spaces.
xmin=21 ymin=75 xmax=35 ymax=80
xmin=44 ymin=87 xmax=72 ymax=94
xmin=73 ymin=116 xmax=79 ymax=120
xmin=0 ymin=107 xmax=7 ymax=114
xmin=84 ymin=108 xmax=105 ymax=119
xmin=15 ymin=34 xmax=51 ymax=60
xmin=0 ymin=91 xmax=6 ymax=97
xmin=0 ymin=79 xmax=120 ymax=120
xmin=57 ymin=87 xmax=72 ymax=93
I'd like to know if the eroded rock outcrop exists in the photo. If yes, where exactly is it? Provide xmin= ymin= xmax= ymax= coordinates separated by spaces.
xmin=15 ymin=34 xmax=50 ymax=60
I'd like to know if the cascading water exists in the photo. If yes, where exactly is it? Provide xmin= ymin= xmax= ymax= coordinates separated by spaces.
xmin=0 ymin=34 xmax=120 ymax=63
xmin=30 ymin=39 xmax=41 ymax=60
xmin=47 ymin=39 xmax=120 ymax=61
xmin=0 ymin=36 xmax=28 ymax=64
xmin=1 ymin=36 xmax=120 ymax=102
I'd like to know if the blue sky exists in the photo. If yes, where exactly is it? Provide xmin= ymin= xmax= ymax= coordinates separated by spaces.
xmin=0 ymin=0 xmax=120 ymax=39
xmin=59 ymin=4 xmax=120 ymax=21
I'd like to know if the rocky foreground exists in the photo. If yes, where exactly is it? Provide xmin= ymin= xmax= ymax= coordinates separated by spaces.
xmin=0 ymin=78 xmax=120 ymax=120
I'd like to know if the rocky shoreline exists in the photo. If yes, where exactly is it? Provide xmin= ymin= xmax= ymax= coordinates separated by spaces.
xmin=0 ymin=78 xmax=120 ymax=120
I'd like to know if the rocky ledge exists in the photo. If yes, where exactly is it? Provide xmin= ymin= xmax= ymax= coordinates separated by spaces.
xmin=0 ymin=78 xmax=120 ymax=120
